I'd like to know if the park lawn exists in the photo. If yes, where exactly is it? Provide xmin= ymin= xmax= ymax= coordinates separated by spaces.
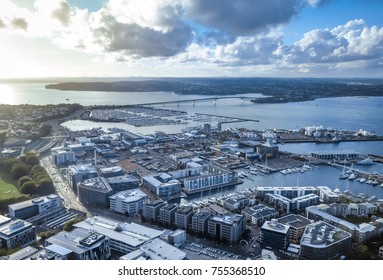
xmin=0 ymin=175 xmax=20 ymax=200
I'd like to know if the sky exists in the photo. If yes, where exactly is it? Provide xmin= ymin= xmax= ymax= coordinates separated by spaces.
xmin=1 ymin=0 xmax=383 ymax=78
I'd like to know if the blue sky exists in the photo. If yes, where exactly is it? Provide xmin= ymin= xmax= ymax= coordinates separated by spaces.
xmin=1 ymin=0 xmax=383 ymax=78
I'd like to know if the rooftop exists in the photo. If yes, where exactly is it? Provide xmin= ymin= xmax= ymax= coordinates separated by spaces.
xmin=109 ymin=188 xmax=147 ymax=203
xmin=261 ymin=219 xmax=290 ymax=234
xmin=78 ymin=177 xmax=113 ymax=193
xmin=74 ymin=216 xmax=164 ymax=248
xmin=301 ymin=221 xmax=351 ymax=248
xmin=140 ymin=238 xmax=186 ymax=260
xmin=277 ymin=214 xmax=312 ymax=229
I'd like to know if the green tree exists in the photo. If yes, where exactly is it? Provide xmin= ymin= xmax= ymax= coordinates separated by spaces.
xmin=18 ymin=176 xmax=33 ymax=188
xmin=20 ymin=181 xmax=38 ymax=195
xmin=11 ymin=163 xmax=28 ymax=180
xmin=37 ymin=179 xmax=55 ymax=195
xmin=25 ymin=153 xmax=40 ymax=166
xmin=355 ymin=244 xmax=370 ymax=260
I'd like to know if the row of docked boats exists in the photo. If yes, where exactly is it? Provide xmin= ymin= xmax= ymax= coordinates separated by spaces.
xmin=280 ymin=164 xmax=313 ymax=175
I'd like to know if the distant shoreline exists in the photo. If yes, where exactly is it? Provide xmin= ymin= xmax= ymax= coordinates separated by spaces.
xmin=45 ymin=78 xmax=383 ymax=104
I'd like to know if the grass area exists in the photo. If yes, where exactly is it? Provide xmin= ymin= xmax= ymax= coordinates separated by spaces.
xmin=0 ymin=173 xmax=20 ymax=200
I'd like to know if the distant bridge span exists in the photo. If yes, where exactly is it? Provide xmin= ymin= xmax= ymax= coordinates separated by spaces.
xmin=133 ymin=96 xmax=255 ymax=107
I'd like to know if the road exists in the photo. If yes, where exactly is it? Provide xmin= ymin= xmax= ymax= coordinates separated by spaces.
xmin=40 ymin=156 xmax=91 ymax=217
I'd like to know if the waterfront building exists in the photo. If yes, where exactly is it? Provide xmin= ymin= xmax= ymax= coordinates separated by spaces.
xmin=207 ymin=214 xmax=245 ymax=244
xmin=174 ymin=206 xmax=193 ymax=230
xmin=241 ymin=204 xmax=279 ymax=226
xmin=74 ymin=216 xmax=163 ymax=255
xmin=168 ymin=162 xmax=203 ymax=179
xmin=106 ymin=175 xmax=140 ymax=192
xmin=77 ymin=177 xmax=113 ymax=208
xmin=317 ymin=186 xmax=339 ymax=203
xmin=299 ymin=221 xmax=352 ymax=260
xmin=109 ymin=189 xmax=147 ymax=215
xmin=310 ymin=150 xmax=359 ymax=161
xmin=203 ymin=123 xmax=211 ymax=135
xmin=142 ymin=200 xmax=166 ymax=223
xmin=266 ymin=193 xmax=319 ymax=214
xmin=67 ymin=164 xmax=98 ymax=191
xmin=256 ymin=138 xmax=279 ymax=158
xmin=223 ymin=195 xmax=250 ymax=212
xmin=142 ymin=173 xmax=181 ymax=200
xmin=277 ymin=214 xmax=312 ymax=244
xmin=46 ymin=228 xmax=111 ymax=260
xmin=0 ymin=216 xmax=36 ymax=250
xmin=260 ymin=219 xmax=290 ymax=251
xmin=158 ymin=203 xmax=178 ymax=226
xmin=254 ymin=186 xmax=318 ymax=200
xmin=8 ymin=194 xmax=61 ymax=220
xmin=265 ymin=194 xmax=292 ymax=213
xmin=191 ymin=211 xmax=211 ymax=235
xmin=209 ymin=204 xmax=231 ymax=217
xmin=51 ymin=148 xmax=76 ymax=165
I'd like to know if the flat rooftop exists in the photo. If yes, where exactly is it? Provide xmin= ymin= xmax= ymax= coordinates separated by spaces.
xmin=74 ymin=216 xmax=164 ymax=249
xmin=301 ymin=221 xmax=351 ymax=248
xmin=278 ymin=214 xmax=312 ymax=229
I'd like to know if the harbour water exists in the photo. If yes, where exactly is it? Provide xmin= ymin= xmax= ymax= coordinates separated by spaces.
xmin=1 ymin=81 xmax=383 ymax=199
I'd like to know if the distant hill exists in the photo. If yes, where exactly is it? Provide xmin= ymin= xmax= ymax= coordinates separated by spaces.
xmin=45 ymin=78 xmax=383 ymax=103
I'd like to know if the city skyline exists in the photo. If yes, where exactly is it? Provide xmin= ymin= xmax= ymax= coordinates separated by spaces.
xmin=1 ymin=0 xmax=383 ymax=78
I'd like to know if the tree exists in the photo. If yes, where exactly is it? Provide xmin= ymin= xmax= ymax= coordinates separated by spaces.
xmin=20 ymin=181 xmax=37 ymax=195
xmin=18 ymin=176 xmax=33 ymax=188
xmin=11 ymin=163 xmax=28 ymax=180
xmin=37 ymin=179 xmax=55 ymax=195
xmin=25 ymin=153 xmax=40 ymax=166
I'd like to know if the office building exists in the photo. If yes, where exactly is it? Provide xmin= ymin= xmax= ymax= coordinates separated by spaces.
xmin=0 ymin=215 xmax=36 ymax=250
xmin=106 ymin=175 xmax=140 ymax=192
xmin=299 ymin=221 xmax=352 ymax=260
xmin=207 ymin=214 xmax=245 ymax=244
xmin=174 ymin=206 xmax=193 ymax=230
xmin=192 ymin=211 xmax=211 ymax=235
xmin=67 ymin=164 xmax=98 ymax=191
xmin=109 ymin=189 xmax=147 ymax=215
xmin=142 ymin=173 xmax=181 ymax=200
xmin=8 ymin=194 xmax=61 ymax=220
xmin=142 ymin=200 xmax=166 ymax=223
xmin=46 ymin=228 xmax=111 ymax=260
xmin=99 ymin=166 xmax=124 ymax=178
xmin=77 ymin=177 xmax=113 ymax=208
xmin=277 ymin=214 xmax=312 ymax=244
xmin=51 ymin=148 xmax=76 ymax=165
xmin=159 ymin=203 xmax=178 ymax=226
xmin=74 ymin=216 xmax=163 ymax=255
xmin=260 ymin=219 xmax=290 ymax=251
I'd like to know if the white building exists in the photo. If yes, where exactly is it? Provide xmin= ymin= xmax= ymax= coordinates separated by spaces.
xmin=0 ymin=216 xmax=36 ymax=250
xmin=109 ymin=189 xmax=147 ymax=215
xmin=142 ymin=174 xmax=181 ymax=200
xmin=51 ymin=148 xmax=76 ymax=165
xmin=74 ymin=216 xmax=164 ymax=255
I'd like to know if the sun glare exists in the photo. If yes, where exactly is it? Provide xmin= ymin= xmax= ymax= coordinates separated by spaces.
xmin=0 ymin=84 xmax=16 ymax=105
